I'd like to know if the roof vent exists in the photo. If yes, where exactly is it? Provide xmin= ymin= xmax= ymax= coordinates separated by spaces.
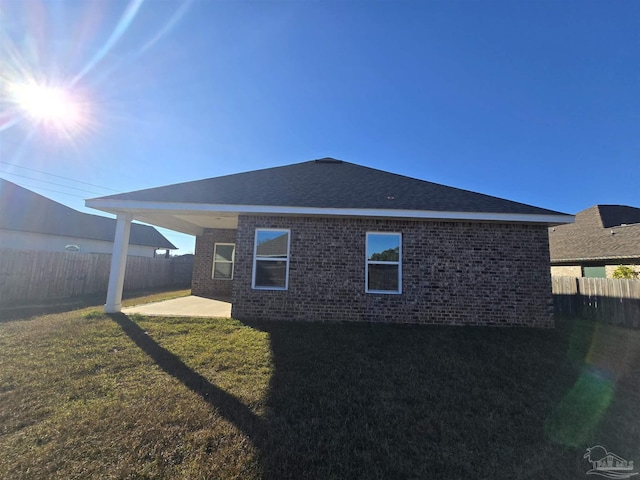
xmin=314 ymin=158 xmax=343 ymax=164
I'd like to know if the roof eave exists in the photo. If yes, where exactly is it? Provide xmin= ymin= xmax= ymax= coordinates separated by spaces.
xmin=551 ymin=255 xmax=640 ymax=264
xmin=86 ymin=199 xmax=574 ymax=226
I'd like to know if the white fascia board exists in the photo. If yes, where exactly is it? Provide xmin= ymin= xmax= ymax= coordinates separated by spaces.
xmin=85 ymin=199 xmax=575 ymax=225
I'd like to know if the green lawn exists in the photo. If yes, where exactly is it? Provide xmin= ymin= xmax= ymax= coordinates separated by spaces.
xmin=1 ymin=294 xmax=639 ymax=479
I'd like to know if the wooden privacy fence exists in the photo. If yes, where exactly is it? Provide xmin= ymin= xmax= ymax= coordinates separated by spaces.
xmin=0 ymin=249 xmax=193 ymax=306
xmin=552 ymin=276 xmax=640 ymax=328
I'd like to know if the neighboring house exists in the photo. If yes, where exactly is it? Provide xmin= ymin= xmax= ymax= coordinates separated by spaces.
xmin=87 ymin=158 xmax=573 ymax=325
xmin=549 ymin=204 xmax=640 ymax=278
xmin=0 ymin=178 xmax=176 ymax=257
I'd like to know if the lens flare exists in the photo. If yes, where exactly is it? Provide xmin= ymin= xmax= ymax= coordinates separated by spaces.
xmin=70 ymin=0 xmax=146 ymax=86
xmin=5 ymin=79 xmax=90 ymax=139
xmin=543 ymin=318 xmax=637 ymax=447
xmin=10 ymin=82 xmax=82 ymax=126
xmin=0 ymin=0 xmax=192 ymax=144
xmin=544 ymin=368 xmax=614 ymax=447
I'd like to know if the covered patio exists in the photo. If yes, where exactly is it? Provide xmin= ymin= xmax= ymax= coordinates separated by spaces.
xmin=122 ymin=295 xmax=231 ymax=318
xmin=82 ymin=204 xmax=238 ymax=313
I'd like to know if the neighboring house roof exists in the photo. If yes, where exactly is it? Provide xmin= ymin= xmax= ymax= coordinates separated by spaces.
xmin=87 ymin=158 xmax=572 ymax=234
xmin=598 ymin=205 xmax=640 ymax=228
xmin=0 ymin=178 xmax=176 ymax=249
xmin=549 ymin=204 xmax=640 ymax=263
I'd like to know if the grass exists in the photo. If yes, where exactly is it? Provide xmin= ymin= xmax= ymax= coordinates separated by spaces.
xmin=1 ymin=295 xmax=639 ymax=479
xmin=0 ymin=287 xmax=191 ymax=322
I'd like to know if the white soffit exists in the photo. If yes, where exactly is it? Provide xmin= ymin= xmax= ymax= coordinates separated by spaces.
xmin=85 ymin=199 xmax=575 ymax=227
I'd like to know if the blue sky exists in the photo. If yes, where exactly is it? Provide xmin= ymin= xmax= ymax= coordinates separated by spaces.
xmin=1 ymin=0 xmax=638 ymax=253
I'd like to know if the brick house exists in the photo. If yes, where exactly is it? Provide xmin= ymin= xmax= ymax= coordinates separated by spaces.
xmin=87 ymin=158 xmax=573 ymax=326
xmin=549 ymin=204 xmax=640 ymax=278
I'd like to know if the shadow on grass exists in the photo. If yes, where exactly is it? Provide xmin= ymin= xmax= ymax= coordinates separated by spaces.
xmin=0 ymin=294 xmax=109 ymax=322
xmin=109 ymin=314 xmax=269 ymax=449
xmin=111 ymin=313 xmax=640 ymax=480
xmin=247 ymin=320 xmax=591 ymax=480
xmin=546 ymin=317 xmax=640 ymax=457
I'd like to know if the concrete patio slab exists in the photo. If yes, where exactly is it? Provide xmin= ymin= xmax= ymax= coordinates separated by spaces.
xmin=122 ymin=295 xmax=231 ymax=318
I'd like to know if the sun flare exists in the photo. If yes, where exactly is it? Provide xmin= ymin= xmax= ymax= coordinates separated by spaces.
xmin=7 ymin=80 xmax=88 ymax=134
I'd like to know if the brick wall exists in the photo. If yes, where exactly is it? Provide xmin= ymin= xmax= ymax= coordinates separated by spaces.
xmin=231 ymin=215 xmax=554 ymax=327
xmin=191 ymin=228 xmax=236 ymax=299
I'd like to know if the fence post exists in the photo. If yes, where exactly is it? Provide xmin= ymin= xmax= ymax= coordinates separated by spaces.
xmin=574 ymin=276 xmax=581 ymax=317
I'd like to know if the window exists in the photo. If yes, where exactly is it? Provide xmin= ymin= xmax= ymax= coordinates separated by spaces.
xmin=252 ymin=229 xmax=290 ymax=289
xmin=366 ymin=232 xmax=401 ymax=294
xmin=212 ymin=243 xmax=235 ymax=280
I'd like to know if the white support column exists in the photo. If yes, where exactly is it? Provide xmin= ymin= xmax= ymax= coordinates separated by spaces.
xmin=105 ymin=213 xmax=133 ymax=313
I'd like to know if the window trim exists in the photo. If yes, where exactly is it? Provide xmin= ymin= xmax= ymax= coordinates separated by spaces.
xmin=252 ymin=228 xmax=291 ymax=290
xmin=212 ymin=243 xmax=235 ymax=280
xmin=365 ymin=232 xmax=402 ymax=294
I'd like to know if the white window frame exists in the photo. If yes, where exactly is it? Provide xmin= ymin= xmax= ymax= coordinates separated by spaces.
xmin=365 ymin=232 xmax=402 ymax=294
xmin=252 ymin=228 xmax=291 ymax=290
xmin=212 ymin=243 xmax=235 ymax=280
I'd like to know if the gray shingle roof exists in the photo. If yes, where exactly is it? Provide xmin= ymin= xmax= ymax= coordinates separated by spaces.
xmin=0 ymin=179 xmax=176 ymax=249
xmin=549 ymin=205 xmax=640 ymax=263
xmin=93 ymin=158 xmax=566 ymax=216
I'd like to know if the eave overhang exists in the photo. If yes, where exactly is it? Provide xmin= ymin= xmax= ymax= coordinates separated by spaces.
xmin=551 ymin=254 xmax=640 ymax=265
xmin=86 ymin=199 xmax=575 ymax=236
